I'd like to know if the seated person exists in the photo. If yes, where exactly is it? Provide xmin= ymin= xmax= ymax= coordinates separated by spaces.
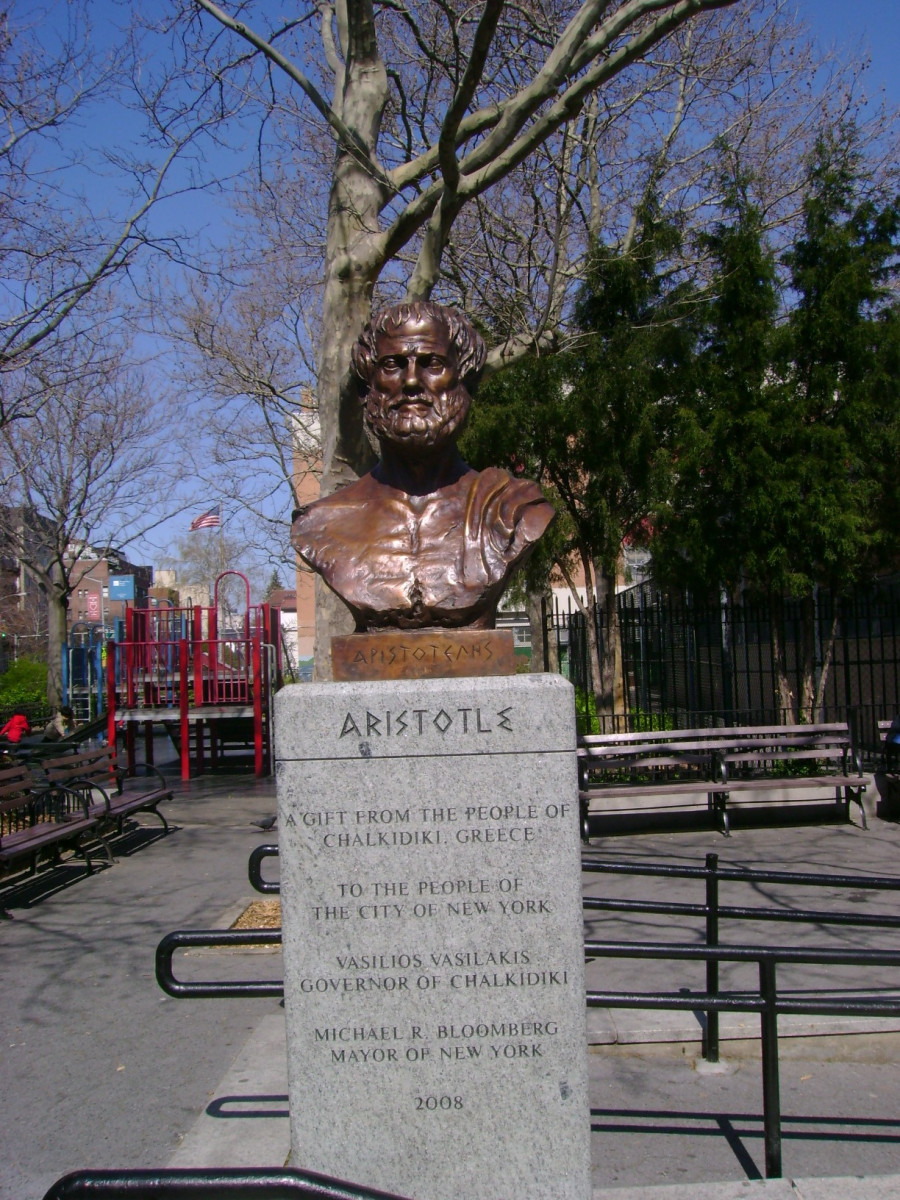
xmin=43 ymin=706 xmax=76 ymax=742
xmin=0 ymin=709 xmax=30 ymax=743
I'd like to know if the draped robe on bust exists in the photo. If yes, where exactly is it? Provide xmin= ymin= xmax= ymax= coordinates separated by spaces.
xmin=291 ymin=465 xmax=555 ymax=631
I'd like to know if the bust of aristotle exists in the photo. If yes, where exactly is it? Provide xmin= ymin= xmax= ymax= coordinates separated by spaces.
xmin=291 ymin=301 xmax=555 ymax=631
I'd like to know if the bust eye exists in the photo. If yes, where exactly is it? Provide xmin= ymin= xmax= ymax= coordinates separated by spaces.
xmin=379 ymin=357 xmax=401 ymax=372
xmin=424 ymin=357 xmax=446 ymax=371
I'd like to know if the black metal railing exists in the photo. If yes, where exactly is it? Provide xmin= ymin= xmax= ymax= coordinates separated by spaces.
xmin=583 ymin=851 xmax=900 ymax=1063
xmin=249 ymin=843 xmax=279 ymax=893
xmin=584 ymin=938 xmax=900 ymax=1180
xmin=583 ymin=851 xmax=900 ymax=1178
xmin=155 ymin=929 xmax=284 ymax=998
xmin=42 ymin=1167 xmax=410 ymax=1200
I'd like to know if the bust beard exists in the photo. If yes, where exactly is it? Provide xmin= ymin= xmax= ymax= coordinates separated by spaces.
xmin=363 ymin=382 xmax=471 ymax=455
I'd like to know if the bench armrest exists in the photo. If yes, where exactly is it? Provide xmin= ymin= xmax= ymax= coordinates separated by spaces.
xmin=36 ymin=783 xmax=102 ymax=821
xmin=57 ymin=777 xmax=114 ymax=814
xmin=124 ymin=761 xmax=171 ymax=793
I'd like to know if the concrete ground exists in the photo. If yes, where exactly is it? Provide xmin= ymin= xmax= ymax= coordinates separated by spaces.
xmin=3 ymin=762 xmax=900 ymax=1199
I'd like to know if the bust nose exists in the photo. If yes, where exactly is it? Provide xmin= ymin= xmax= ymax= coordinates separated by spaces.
xmin=402 ymin=359 xmax=422 ymax=393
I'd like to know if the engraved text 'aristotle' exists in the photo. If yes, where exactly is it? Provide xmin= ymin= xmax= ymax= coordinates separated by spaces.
xmin=339 ymin=706 xmax=513 ymax=739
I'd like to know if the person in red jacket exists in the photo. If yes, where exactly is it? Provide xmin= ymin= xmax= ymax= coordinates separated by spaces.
xmin=0 ymin=710 xmax=30 ymax=743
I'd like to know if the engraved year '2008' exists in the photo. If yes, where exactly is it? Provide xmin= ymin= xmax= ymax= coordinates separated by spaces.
xmin=416 ymin=1095 xmax=463 ymax=1110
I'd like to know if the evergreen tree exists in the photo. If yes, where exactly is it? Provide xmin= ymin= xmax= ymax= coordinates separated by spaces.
xmin=657 ymin=134 xmax=900 ymax=718
xmin=264 ymin=569 xmax=286 ymax=600
xmin=464 ymin=202 xmax=694 ymax=716
xmin=782 ymin=126 xmax=900 ymax=584
xmin=655 ymin=172 xmax=782 ymax=598
xmin=779 ymin=126 xmax=900 ymax=713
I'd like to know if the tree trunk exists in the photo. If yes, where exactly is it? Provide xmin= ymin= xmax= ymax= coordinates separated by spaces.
xmin=813 ymin=608 xmax=840 ymax=723
xmin=592 ymin=560 xmax=619 ymax=720
xmin=312 ymin=4 xmax=387 ymax=680
xmin=525 ymin=584 xmax=558 ymax=674
xmin=555 ymin=547 xmax=614 ymax=728
xmin=46 ymin=587 xmax=68 ymax=710
xmin=799 ymin=590 xmax=817 ymax=722
xmin=769 ymin=590 xmax=795 ymax=723
xmin=313 ymin=253 xmax=378 ymax=678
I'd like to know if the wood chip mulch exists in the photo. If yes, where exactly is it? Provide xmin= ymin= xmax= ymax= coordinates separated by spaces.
xmin=230 ymin=899 xmax=282 ymax=930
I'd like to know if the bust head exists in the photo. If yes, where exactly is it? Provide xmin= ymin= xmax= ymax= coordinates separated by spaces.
xmin=351 ymin=302 xmax=486 ymax=456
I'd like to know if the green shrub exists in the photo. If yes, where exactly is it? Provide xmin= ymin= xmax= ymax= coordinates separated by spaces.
xmin=0 ymin=658 xmax=47 ymax=705
xmin=574 ymin=688 xmax=599 ymax=734
xmin=0 ymin=659 xmax=50 ymax=727
xmin=628 ymin=708 xmax=675 ymax=732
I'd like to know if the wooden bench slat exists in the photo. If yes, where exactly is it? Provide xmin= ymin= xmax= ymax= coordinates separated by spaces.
xmin=580 ymin=781 xmax=726 ymax=800
xmin=718 ymin=776 xmax=863 ymax=793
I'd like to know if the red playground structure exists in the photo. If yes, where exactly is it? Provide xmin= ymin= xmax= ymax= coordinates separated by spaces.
xmin=106 ymin=572 xmax=283 ymax=780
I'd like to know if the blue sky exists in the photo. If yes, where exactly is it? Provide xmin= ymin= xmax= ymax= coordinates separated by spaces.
xmin=795 ymin=0 xmax=900 ymax=107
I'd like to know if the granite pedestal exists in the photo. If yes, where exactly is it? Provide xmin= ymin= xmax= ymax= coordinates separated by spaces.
xmin=275 ymin=673 xmax=590 ymax=1200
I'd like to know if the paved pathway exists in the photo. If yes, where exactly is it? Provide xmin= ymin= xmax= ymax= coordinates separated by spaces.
xmin=3 ymin=768 xmax=900 ymax=1198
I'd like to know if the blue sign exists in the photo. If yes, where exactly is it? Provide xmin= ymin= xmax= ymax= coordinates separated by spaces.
xmin=108 ymin=574 xmax=136 ymax=601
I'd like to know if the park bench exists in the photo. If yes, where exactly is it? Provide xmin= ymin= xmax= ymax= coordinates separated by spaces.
xmin=0 ymin=762 xmax=107 ymax=884
xmin=39 ymin=746 xmax=173 ymax=837
xmin=874 ymin=718 xmax=900 ymax=816
xmin=578 ymin=728 xmax=735 ymax=842
xmin=578 ymin=721 xmax=866 ymax=841
xmin=877 ymin=718 xmax=899 ymax=763
xmin=712 ymin=722 xmax=866 ymax=835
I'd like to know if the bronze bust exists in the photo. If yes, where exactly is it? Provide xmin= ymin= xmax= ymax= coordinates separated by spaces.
xmin=292 ymin=302 xmax=554 ymax=631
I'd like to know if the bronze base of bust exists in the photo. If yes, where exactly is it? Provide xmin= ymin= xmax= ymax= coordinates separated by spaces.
xmin=331 ymin=627 xmax=517 ymax=681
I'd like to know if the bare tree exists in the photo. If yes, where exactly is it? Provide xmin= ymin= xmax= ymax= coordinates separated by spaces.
xmin=0 ymin=590 xmax=48 ymax=665
xmin=167 ymin=248 xmax=321 ymax=572
xmin=0 ymin=338 xmax=180 ymax=705
xmin=0 ymin=1 xmax=223 ymax=426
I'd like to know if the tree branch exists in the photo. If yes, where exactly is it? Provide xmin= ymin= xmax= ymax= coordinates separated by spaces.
xmin=194 ymin=0 xmax=393 ymax=192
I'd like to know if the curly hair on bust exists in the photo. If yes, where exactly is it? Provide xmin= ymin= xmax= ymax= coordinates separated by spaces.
xmin=351 ymin=301 xmax=486 ymax=392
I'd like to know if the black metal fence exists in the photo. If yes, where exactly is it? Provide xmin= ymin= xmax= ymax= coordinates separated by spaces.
xmin=555 ymin=578 xmax=900 ymax=751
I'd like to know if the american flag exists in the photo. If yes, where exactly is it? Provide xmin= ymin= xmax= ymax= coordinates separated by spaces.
xmin=189 ymin=504 xmax=221 ymax=531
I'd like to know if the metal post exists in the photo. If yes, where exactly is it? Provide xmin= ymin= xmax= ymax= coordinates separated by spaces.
xmin=252 ymin=636 xmax=264 ymax=777
xmin=704 ymin=852 xmax=720 ymax=1063
xmin=106 ymin=640 xmax=117 ymax=748
xmin=94 ymin=637 xmax=103 ymax=718
xmin=759 ymin=959 xmax=782 ymax=1178
xmin=541 ymin=595 xmax=550 ymax=673
xmin=179 ymin=638 xmax=190 ymax=782
xmin=193 ymin=605 xmax=205 ymax=707
xmin=720 ymin=589 xmax=734 ymax=723
xmin=639 ymin=586 xmax=649 ymax=715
